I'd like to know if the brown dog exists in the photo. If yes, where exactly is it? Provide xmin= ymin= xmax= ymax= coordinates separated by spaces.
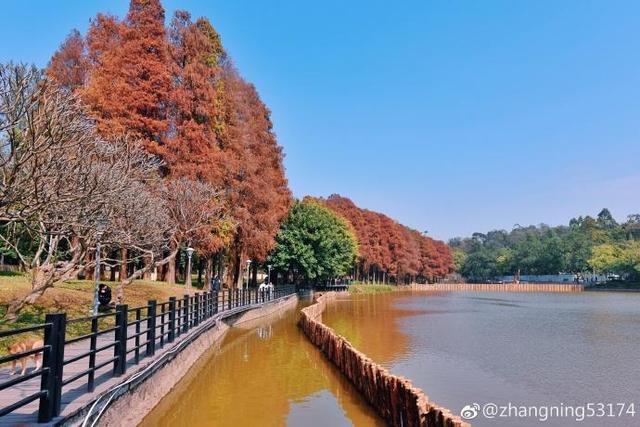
xmin=8 ymin=338 xmax=43 ymax=376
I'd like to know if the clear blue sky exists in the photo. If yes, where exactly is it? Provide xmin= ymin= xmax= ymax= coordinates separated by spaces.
xmin=2 ymin=1 xmax=639 ymax=240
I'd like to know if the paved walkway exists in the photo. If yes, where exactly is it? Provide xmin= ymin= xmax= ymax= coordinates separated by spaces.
xmin=0 ymin=297 xmax=284 ymax=426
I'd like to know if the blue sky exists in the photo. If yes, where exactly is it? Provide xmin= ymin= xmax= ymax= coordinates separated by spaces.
xmin=2 ymin=1 xmax=639 ymax=240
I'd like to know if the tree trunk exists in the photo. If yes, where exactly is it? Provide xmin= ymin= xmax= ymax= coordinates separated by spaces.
xmin=142 ymin=254 xmax=152 ymax=281
xmin=119 ymin=248 xmax=127 ymax=282
xmin=167 ymin=250 xmax=177 ymax=284
xmin=4 ymin=262 xmax=83 ymax=321
xmin=204 ymin=256 xmax=213 ymax=291
xmin=116 ymin=281 xmax=125 ymax=304
xmin=231 ymin=243 xmax=243 ymax=289
xmin=158 ymin=263 xmax=166 ymax=282
xmin=5 ymin=284 xmax=50 ymax=321
xmin=251 ymin=263 xmax=258 ymax=288
xmin=197 ymin=258 xmax=204 ymax=287
xmin=218 ymin=250 xmax=227 ymax=288
xmin=84 ymin=252 xmax=94 ymax=280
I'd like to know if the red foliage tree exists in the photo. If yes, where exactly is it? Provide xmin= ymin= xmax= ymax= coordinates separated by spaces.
xmin=219 ymin=70 xmax=291 ymax=286
xmin=81 ymin=0 xmax=173 ymax=156
xmin=47 ymin=0 xmax=292 ymax=289
xmin=322 ymin=194 xmax=453 ymax=284
xmin=47 ymin=29 xmax=88 ymax=91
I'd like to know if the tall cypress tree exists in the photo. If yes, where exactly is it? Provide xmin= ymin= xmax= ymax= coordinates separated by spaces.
xmin=81 ymin=0 xmax=173 ymax=158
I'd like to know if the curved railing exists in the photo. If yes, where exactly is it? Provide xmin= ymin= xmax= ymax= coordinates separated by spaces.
xmin=0 ymin=285 xmax=296 ymax=423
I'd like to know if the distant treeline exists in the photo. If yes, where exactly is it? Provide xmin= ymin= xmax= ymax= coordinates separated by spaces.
xmin=450 ymin=209 xmax=640 ymax=282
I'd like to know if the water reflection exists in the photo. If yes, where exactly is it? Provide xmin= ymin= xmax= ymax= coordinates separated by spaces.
xmin=140 ymin=300 xmax=384 ymax=427
xmin=322 ymin=294 xmax=420 ymax=366
xmin=256 ymin=324 xmax=272 ymax=340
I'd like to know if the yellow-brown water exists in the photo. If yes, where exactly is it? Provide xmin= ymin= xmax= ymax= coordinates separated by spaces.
xmin=322 ymin=293 xmax=419 ymax=367
xmin=139 ymin=298 xmax=386 ymax=426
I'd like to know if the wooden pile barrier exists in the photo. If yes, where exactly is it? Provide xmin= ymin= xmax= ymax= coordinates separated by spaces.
xmin=299 ymin=293 xmax=469 ymax=427
xmin=409 ymin=283 xmax=584 ymax=293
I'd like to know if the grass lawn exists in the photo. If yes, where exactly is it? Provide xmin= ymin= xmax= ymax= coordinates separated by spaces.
xmin=0 ymin=272 xmax=198 ymax=354
xmin=348 ymin=283 xmax=395 ymax=294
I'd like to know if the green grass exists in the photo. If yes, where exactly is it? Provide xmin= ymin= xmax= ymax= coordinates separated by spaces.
xmin=348 ymin=283 xmax=395 ymax=294
xmin=0 ymin=274 xmax=193 ymax=356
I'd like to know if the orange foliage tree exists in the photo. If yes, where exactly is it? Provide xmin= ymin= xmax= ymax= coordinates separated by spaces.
xmin=47 ymin=0 xmax=291 ymax=288
xmin=321 ymin=195 xmax=453 ymax=284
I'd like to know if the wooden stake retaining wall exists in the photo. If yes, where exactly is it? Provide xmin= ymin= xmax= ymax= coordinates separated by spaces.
xmin=299 ymin=293 xmax=469 ymax=427
xmin=411 ymin=283 xmax=584 ymax=293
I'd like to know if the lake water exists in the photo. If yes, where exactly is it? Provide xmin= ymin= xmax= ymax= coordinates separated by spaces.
xmin=323 ymin=291 xmax=640 ymax=426
xmin=139 ymin=298 xmax=384 ymax=427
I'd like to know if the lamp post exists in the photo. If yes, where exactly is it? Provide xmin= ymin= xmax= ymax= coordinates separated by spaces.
xmin=245 ymin=259 xmax=252 ymax=290
xmin=92 ymin=220 xmax=106 ymax=316
xmin=267 ymin=264 xmax=272 ymax=285
xmin=185 ymin=247 xmax=195 ymax=291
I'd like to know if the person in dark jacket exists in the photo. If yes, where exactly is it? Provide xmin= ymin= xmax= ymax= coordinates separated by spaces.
xmin=211 ymin=275 xmax=221 ymax=292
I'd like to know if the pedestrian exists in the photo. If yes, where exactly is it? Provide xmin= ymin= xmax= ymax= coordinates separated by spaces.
xmin=211 ymin=275 xmax=221 ymax=292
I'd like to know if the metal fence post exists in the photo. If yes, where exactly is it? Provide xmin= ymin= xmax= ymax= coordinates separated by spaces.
xmin=202 ymin=292 xmax=207 ymax=319
xmin=134 ymin=308 xmax=141 ymax=364
xmin=194 ymin=292 xmax=200 ymax=326
xmin=38 ymin=313 xmax=66 ymax=422
xmin=203 ymin=292 xmax=208 ymax=319
xmin=160 ymin=303 xmax=166 ymax=348
xmin=206 ymin=292 xmax=212 ymax=318
xmin=168 ymin=297 xmax=176 ymax=342
xmin=183 ymin=295 xmax=190 ymax=333
xmin=146 ymin=300 xmax=157 ymax=356
xmin=114 ymin=304 xmax=128 ymax=376
xmin=87 ymin=316 xmax=98 ymax=392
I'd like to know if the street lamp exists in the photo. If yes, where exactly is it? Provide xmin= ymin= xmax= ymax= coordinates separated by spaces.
xmin=245 ymin=259 xmax=252 ymax=290
xmin=93 ymin=219 xmax=106 ymax=316
xmin=267 ymin=264 xmax=272 ymax=286
xmin=185 ymin=247 xmax=195 ymax=291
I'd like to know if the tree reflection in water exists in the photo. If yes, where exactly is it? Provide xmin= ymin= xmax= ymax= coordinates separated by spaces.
xmin=140 ymin=301 xmax=385 ymax=427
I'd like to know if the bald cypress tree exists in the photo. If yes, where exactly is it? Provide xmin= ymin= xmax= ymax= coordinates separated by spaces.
xmin=47 ymin=29 xmax=88 ymax=91
xmin=47 ymin=0 xmax=294 ymax=288
xmin=81 ymin=0 xmax=172 ymax=157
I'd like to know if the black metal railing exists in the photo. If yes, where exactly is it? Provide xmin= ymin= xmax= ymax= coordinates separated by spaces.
xmin=0 ymin=284 xmax=296 ymax=423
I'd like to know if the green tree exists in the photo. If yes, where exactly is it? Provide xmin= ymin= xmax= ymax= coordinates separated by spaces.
xmin=452 ymin=208 xmax=636 ymax=281
xmin=590 ymin=242 xmax=640 ymax=280
xmin=588 ymin=244 xmax=621 ymax=273
xmin=269 ymin=199 xmax=358 ymax=283
xmin=495 ymin=247 xmax=513 ymax=275
xmin=597 ymin=208 xmax=618 ymax=230
xmin=452 ymin=249 xmax=467 ymax=272
xmin=460 ymin=248 xmax=501 ymax=281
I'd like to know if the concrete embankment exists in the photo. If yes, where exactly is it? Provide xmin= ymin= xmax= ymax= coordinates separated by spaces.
xmin=299 ymin=293 xmax=468 ymax=427
xmin=66 ymin=293 xmax=298 ymax=427
xmin=410 ymin=283 xmax=584 ymax=293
